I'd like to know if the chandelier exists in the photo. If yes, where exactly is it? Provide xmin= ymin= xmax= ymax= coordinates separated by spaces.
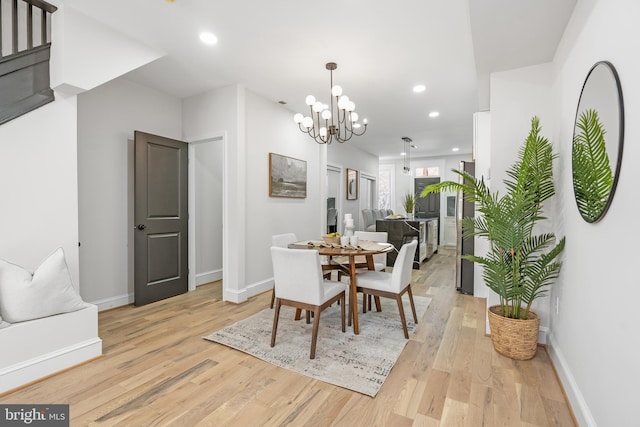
xmin=293 ymin=62 xmax=368 ymax=144
xmin=402 ymin=136 xmax=413 ymax=175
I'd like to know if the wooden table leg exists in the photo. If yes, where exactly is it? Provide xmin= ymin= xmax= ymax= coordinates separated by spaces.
xmin=349 ymin=256 xmax=359 ymax=334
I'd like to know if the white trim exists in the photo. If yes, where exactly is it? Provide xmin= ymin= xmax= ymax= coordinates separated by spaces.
xmin=547 ymin=331 xmax=596 ymax=427
xmin=0 ymin=338 xmax=102 ymax=394
xmin=538 ymin=325 xmax=548 ymax=345
xmin=196 ymin=269 xmax=222 ymax=286
xmin=327 ymin=163 xmax=343 ymax=234
xmin=90 ymin=293 xmax=133 ymax=311
xmin=0 ymin=305 xmax=102 ymax=394
xmin=223 ymin=287 xmax=249 ymax=304
xmin=245 ymin=278 xmax=275 ymax=299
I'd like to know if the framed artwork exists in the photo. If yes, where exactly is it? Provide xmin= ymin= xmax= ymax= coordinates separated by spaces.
xmin=346 ymin=168 xmax=358 ymax=200
xmin=269 ymin=153 xmax=307 ymax=198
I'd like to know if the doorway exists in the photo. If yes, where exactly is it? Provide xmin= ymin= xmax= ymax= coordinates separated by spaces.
xmin=327 ymin=164 xmax=341 ymax=233
xmin=188 ymin=137 xmax=224 ymax=291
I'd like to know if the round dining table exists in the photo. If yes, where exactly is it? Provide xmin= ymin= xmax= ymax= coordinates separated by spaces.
xmin=288 ymin=240 xmax=394 ymax=335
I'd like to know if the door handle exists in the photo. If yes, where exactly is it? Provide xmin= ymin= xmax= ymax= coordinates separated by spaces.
xmin=136 ymin=224 xmax=147 ymax=230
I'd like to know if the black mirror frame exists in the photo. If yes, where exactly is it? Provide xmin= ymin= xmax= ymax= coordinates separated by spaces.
xmin=572 ymin=60 xmax=625 ymax=223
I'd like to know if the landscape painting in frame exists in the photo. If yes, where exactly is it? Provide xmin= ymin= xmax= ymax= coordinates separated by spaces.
xmin=269 ymin=153 xmax=307 ymax=198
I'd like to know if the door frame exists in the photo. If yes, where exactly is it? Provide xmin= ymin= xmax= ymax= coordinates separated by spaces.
xmin=187 ymin=135 xmax=224 ymax=292
xmin=327 ymin=163 xmax=343 ymax=234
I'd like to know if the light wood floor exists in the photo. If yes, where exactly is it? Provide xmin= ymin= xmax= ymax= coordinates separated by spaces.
xmin=1 ymin=247 xmax=575 ymax=426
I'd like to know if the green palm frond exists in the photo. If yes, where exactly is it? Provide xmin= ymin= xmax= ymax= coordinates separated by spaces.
xmin=572 ymin=109 xmax=612 ymax=222
xmin=420 ymin=116 xmax=565 ymax=319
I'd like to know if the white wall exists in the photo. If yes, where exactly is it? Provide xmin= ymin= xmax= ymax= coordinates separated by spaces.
xmin=183 ymin=86 xmax=331 ymax=302
xmin=77 ymin=78 xmax=182 ymax=307
xmin=488 ymin=62 xmax=554 ymax=341
xmin=0 ymin=95 xmax=80 ymax=289
xmin=547 ymin=0 xmax=640 ymax=425
xmin=487 ymin=1 xmax=640 ymax=424
xmin=244 ymin=91 xmax=323 ymax=286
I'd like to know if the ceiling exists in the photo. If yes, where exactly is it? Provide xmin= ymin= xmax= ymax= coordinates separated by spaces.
xmin=57 ymin=0 xmax=576 ymax=160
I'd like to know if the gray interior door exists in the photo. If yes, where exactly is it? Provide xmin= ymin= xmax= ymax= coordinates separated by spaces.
xmin=134 ymin=131 xmax=188 ymax=306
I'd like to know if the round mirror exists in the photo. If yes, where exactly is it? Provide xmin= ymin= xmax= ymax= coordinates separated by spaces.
xmin=572 ymin=61 xmax=624 ymax=223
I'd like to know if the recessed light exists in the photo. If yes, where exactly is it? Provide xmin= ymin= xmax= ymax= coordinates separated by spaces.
xmin=353 ymin=123 xmax=362 ymax=129
xmin=400 ymin=152 xmax=407 ymax=156
xmin=413 ymin=85 xmax=426 ymax=93
xmin=199 ymin=32 xmax=218 ymax=45
xmin=429 ymin=111 xmax=440 ymax=118
xmin=452 ymin=147 xmax=459 ymax=152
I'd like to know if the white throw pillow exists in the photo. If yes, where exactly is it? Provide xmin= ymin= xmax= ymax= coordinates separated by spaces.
xmin=0 ymin=248 xmax=86 ymax=323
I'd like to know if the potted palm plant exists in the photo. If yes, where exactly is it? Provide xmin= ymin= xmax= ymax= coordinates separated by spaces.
xmin=421 ymin=117 xmax=565 ymax=360
xmin=402 ymin=193 xmax=415 ymax=218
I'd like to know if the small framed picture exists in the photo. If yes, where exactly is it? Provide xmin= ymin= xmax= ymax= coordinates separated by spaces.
xmin=269 ymin=153 xmax=307 ymax=198
xmin=346 ymin=168 xmax=358 ymax=200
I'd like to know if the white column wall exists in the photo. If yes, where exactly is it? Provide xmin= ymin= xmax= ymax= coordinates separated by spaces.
xmin=182 ymin=85 xmax=244 ymax=302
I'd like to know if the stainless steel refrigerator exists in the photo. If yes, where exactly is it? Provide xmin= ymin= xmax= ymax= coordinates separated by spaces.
xmin=456 ymin=161 xmax=475 ymax=295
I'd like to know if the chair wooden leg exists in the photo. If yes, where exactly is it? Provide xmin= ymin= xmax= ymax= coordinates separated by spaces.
xmin=310 ymin=307 xmax=321 ymax=359
xmin=271 ymin=299 xmax=282 ymax=347
xmin=396 ymin=295 xmax=409 ymax=339
xmin=407 ymin=285 xmax=418 ymax=323
xmin=270 ymin=289 xmax=275 ymax=309
xmin=340 ymin=294 xmax=346 ymax=332
xmin=362 ymin=292 xmax=367 ymax=314
xmin=305 ymin=310 xmax=311 ymax=324
xmin=374 ymin=296 xmax=382 ymax=312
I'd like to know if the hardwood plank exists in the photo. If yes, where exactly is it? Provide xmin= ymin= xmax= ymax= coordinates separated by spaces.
xmin=417 ymin=368 xmax=450 ymax=420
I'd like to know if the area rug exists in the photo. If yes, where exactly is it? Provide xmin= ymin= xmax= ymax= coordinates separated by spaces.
xmin=204 ymin=296 xmax=431 ymax=397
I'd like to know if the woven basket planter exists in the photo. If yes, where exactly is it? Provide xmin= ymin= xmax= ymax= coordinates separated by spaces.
xmin=487 ymin=305 xmax=540 ymax=360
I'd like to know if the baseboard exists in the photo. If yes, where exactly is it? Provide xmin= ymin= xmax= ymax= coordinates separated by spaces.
xmin=547 ymin=331 xmax=596 ymax=427
xmin=246 ymin=278 xmax=274 ymax=298
xmin=0 ymin=338 xmax=102 ymax=394
xmin=538 ymin=325 xmax=548 ymax=344
xmin=90 ymin=293 xmax=134 ymax=311
xmin=224 ymin=278 xmax=273 ymax=303
xmin=196 ymin=269 xmax=222 ymax=286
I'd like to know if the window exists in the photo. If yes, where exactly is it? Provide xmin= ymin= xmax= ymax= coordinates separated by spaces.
xmin=415 ymin=167 xmax=440 ymax=177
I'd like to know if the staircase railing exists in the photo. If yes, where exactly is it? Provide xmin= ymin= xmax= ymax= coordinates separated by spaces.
xmin=0 ymin=0 xmax=58 ymax=125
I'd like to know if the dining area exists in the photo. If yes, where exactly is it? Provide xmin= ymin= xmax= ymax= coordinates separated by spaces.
xmin=268 ymin=221 xmax=420 ymax=360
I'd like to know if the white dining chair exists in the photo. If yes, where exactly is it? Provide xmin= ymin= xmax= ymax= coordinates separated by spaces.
xmin=270 ymin=246 xmax=346 ymax=359
xmin=353 ymin=240 xmax=418 ymax=339
xmin=353 ymin=230 xmax=388 ymax=311
xmin=270 ymin=233 xmax=298 ymax=308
